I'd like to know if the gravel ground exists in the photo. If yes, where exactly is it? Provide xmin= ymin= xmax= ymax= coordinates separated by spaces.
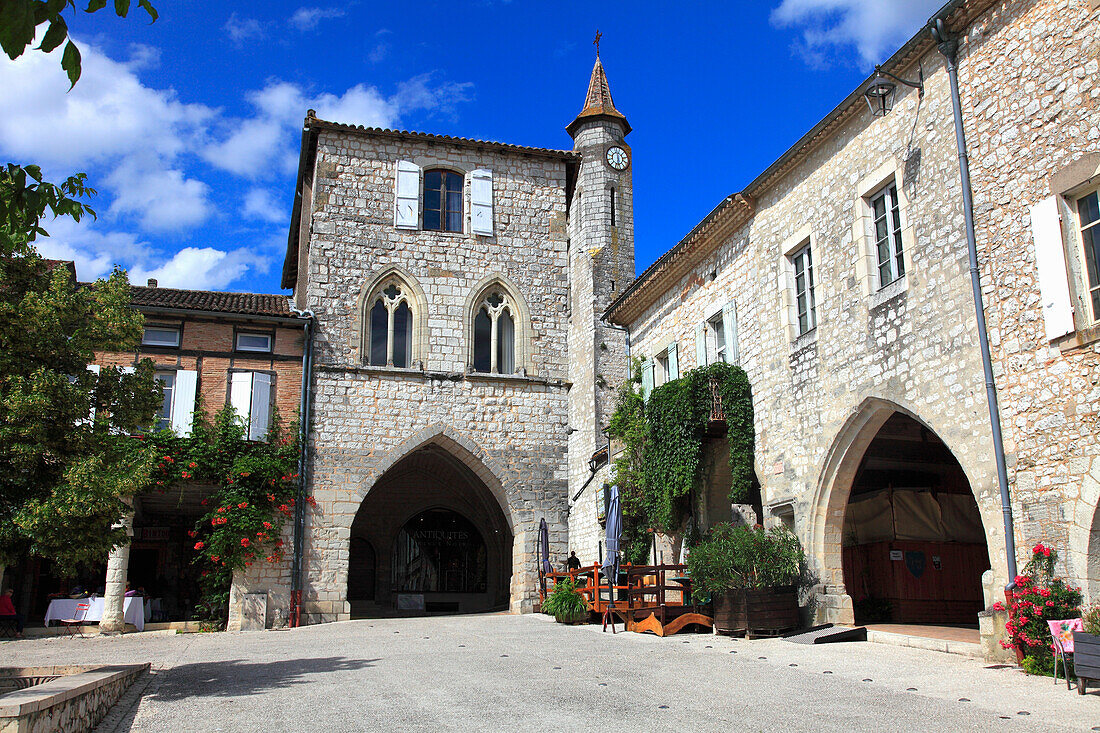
xmin=2 ymin=614 xmax=1098 ymax=732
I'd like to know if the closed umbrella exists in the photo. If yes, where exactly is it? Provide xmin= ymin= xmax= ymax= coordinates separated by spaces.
xmin=539 ymin=518 xmax=551 ymax=575
xmin=601 ymin=484 xmax=622 ymax=633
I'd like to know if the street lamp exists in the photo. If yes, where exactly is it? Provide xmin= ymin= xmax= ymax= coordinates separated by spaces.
xmin=863 ymin=65 xmax=924 ymax=117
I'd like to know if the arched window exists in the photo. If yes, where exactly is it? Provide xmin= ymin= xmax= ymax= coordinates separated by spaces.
xmin=424 ymin=169 xmax=463 ymax=233
xmin=472 ymin=290 xmax=515 ymax=374
xmin=368 ymin=281 xmax=413 ymax=368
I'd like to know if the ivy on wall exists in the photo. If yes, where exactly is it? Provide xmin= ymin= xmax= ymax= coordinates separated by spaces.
xmin=608 ymin=360 xmax=754 ymax=563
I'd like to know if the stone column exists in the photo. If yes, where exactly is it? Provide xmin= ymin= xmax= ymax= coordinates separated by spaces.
xmin=99 ymin=507 xmax=134 ymax=634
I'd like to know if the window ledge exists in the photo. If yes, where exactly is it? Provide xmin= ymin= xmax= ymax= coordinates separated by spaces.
xmin=790 ymin=328 xmax=818 ymax=353
xmin=1056 ymin=322 xmax=1100 ymax=353
xmin=869 ymin=275 xmax=908 ymax=310
xmin=316 ymin=363 xmax=570 ymax=388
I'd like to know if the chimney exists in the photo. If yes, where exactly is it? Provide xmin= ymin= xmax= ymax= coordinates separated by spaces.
xmin=147 ymin=278 xmax=158 ymax=288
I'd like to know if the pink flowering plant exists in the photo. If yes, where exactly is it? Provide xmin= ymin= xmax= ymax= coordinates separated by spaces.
xmin=993 ymin=543 xmax=1081 ymax=675
xmin=142 ymin=404 xmax=303 ymax=629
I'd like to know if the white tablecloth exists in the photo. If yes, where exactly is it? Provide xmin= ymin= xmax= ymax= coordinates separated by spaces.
xmin=44 ymin=597 xmax=145 ymax=631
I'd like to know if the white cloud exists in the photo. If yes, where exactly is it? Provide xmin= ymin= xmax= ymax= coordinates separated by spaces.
xmin=771 ymin=0 xmax=943 ymax=67
xmin=242 ymin=188 xmax=287 ymax=224
xmin=224 ymin=13 xmax=264 ymax=44
xmin=289 ymin=7 xmax=345 ymax=31
xmin=105 ymin=162 xmax=213 ymax=231
xmin=128 ymin=247 xmax=257 ymax=291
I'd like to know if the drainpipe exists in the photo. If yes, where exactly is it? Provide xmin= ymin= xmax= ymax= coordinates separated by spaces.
xmin=929 ymin=17 xmax=1018 ymax=591
xmin=289 ymin=308 xmax=315 ymax=626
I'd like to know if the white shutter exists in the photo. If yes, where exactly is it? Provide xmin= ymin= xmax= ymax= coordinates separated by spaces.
xmin=85 ymin=364 xmax=101 ymax=424
xmin=722 ymin=302 xmax=739 ymax=366
xmin=1030 ymin=197 xmax=1075 ymax=341
xmin=249 ymin=372 xmax=272 ymax=442
xmin=470 ymin=169 xmax=494 ymax=236
xmin=695 ymin=324 xmax=707 ymax=367
xmin=172 ymin=370 xmax=198 ymax=437
xmin=667 ymin=342 xmax=679 ymax=380
xmin=121 ymin=366 xmax=136 ymax=375
xmin=229 ymin=372 xmax=254 ymax=431
xmin=394 ymin=160 xmax=420 ymax=229
xmin=641 ymin=359 xmax=655 ymax=401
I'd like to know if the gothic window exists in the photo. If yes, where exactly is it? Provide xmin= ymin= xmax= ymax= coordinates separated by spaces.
xmin=472 ymin=290 xmax=516 ymax=374
xmin=424 ymin=169 xmax=464 ymax=233
xmin=870 ymin=181 xmax=905 ymax=287
xmin=368 ymin=281 xmax=413 ymax=368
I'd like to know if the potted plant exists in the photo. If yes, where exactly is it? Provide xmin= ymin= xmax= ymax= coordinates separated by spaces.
xmin=687 ymin=523 xmax=803 ymax=637
xmin=1073 ymin=602 xmax=1100 ymax=695
xmin=542 ymin=578 xmax=589 ymax=624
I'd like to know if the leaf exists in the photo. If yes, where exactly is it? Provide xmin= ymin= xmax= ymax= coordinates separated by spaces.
xmin=0 ymin=0 xmax=38 ymax=60
xmin=38 ymin=16 xmax=69 ymax=54
xmin=136 ymin=0 xmax=156 ymax=22
xmin=113 ymin=0 xmax=129 ymax=16
xmin=61 ymin=39 xmax=81 ymax=89
xmin=84 ymin=0 xmax=106 ymax=10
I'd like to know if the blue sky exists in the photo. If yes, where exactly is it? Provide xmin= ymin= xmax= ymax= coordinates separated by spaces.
xmin=0 ymin=0 xmax=945 ymax=293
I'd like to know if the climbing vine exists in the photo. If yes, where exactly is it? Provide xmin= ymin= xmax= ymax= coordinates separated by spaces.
xmin=608 ymin=359 xmax=754 ymax=563
xmin=141 ymin=404 xmax=301 ymax=629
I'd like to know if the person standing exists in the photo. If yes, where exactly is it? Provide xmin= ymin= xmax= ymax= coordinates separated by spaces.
xmin=0 ymin=588 xmax=24 ymax=638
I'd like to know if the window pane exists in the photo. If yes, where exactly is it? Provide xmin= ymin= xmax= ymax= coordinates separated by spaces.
xmin=473 ymin=309 xmax=492 ymax=372
xmin=444 ymin=172 xmax=462 ymax=193
xmin=497 ymin=310 xmax=515 ymax=374
xmin=1078 ymin=191 xmax=1098 ymax=227
xmin=142 ymin=327 xmax=180 ymax=347
xmin=393 ymin=302 xmax=411 ymax=368
xmin=370 ymin=300 xmax=388 ymax=366
xmin=424 ymin=186 xmax=441 ymax=212
xmin=425 ymin=170 xmax=442 ymax=192
xmin=155 ymin=373 xmax=174 ymax=430
xmin=712 ymin=317 xmax=725 ymax=353
xmin=236 ymin=333 xmax=271 ymax=352
xmin=446 ymin=207 xmax=463 ymax=233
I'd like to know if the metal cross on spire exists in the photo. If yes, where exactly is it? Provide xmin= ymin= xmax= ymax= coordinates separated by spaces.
xmin=594 ymin=30 xmax=602 ymax=57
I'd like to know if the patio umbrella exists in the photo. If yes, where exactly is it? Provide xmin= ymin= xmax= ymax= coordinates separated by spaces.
xmin=539 ymin=518 xmax=552 ymax=575
xmin=602 ymin=484 xmax=621 ymax=582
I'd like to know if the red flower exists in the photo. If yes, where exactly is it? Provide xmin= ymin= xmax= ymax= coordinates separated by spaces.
xmin=187 ymin=530 xmax=197 ymax=538
xmin=267 ymin=494 xmax=276 ymax=502
xmin=164 ymin=456 xmax=174 ymax=463
xmin=278 ymin=504 xmax=289 ymax=512
xmin=181 ymin=471 xmax=191 ymax=479
xmin=1014 ymin=574 xmax=1030 ymax=587
xmin=194 ymin=541 xmax=205 ymax=550
xmin=241 ymin=537 xmax=251 ymax=547
xmin=275 ymin=540 xmax=284 ymax=547
xmin=217 ymin=507 xmax=226 ymax=513
xmin=237 ymin=502 xmax=248 ymax=509
xmin=263 ymin=522 xmax=272 ymax=530
xmin=210 ymin=555 xmax=220 ymax=563
xmin=188 ymin=461 xmax=197 ymax=469
xmin=200 ymin=498 xmax=208 ymax=505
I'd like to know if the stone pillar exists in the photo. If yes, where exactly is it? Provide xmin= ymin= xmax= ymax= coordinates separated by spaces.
xmin=99 ymin=508 xmax=133 ymax=634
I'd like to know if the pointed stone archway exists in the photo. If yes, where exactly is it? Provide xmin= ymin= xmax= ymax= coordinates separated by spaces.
xmin=809 ymin=397 xmax=1002 ymax=625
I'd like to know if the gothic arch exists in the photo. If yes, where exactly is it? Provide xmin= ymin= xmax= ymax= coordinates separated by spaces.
xmin=355 ymin=265 xmax=429 ymax=367
xmin=356 ymin=423 xmax=516 ymax=533
xmin=464 ymin=273 xmax=535 ymax=376
xmin=808 ymin=396 xmax=1002 ymax=602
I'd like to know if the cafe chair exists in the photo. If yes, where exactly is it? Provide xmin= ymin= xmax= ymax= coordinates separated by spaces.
xmin=59 ymin=602 xmax=90 ymax=639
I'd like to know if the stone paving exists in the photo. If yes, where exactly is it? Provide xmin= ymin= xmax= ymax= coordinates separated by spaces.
xmin=1 ymin=614 xmax=1098 ymax=732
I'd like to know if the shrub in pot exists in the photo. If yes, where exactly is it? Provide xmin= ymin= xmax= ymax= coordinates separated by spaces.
xmin=1073 ymin=602 xmax=1100 ymax=694
xmin=542 ymin=578 xmax=589 ymax=624
xmin=686 ymin=524 xmax=804 ymax=637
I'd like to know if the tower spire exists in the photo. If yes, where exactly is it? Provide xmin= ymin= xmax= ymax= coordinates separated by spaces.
xmin=566 ymin=47 xmax=631 ymax=138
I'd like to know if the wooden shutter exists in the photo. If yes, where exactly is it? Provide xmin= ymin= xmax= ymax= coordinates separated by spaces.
xmin=1030 ymin=197 xmax=1075 ymax=341
xmin=667 ymin=342 xmax=679 ymax=380
xmin=394 ymin=160 xmax=420 ymax=229
xmin=470 ymin=169 xmax=493 ymax=236
xmin=172 ymin=370 xmax=198 ymax=437
xmin=722 ymin=302 xmax=739 ymax=366
xmin=695 ymin=324 xmax=707 ymax=367
xmin=230 ymin=372 xmax=254 ymax=431
xmin=641 ymin=359 xmax=655 ymax=401
xmin=249 ymin=372 xmax=272 ymax=441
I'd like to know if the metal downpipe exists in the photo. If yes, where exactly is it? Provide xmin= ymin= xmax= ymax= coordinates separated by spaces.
xmin=930 ymin=17 xmax=1018 ymax=589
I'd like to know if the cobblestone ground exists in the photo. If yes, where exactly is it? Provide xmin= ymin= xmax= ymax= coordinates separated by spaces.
xmin=2 ymin=615 xmax=1098 ymax=732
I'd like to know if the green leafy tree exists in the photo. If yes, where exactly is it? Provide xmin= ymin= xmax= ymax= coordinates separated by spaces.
xmin=0 ymin=0 xmax=157 ymax=87
xmin=0 ymin=172 xmax=161 ymax=572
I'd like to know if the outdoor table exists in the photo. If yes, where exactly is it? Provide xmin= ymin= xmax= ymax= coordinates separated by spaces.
xmin=44 ymin=596 xmax=145 ymax=631
xmin=669 ymin=576 xmax=693 ymax=605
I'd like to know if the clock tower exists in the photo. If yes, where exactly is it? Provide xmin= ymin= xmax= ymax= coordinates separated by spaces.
xmin=565 ymin=52 xmax=635 ymax=556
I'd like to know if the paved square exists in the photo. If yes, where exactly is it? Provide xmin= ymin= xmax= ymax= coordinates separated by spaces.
xmin=3 ymin=615 xmax=1097 ymax=732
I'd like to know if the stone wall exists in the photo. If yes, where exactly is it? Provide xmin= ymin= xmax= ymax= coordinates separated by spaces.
xmin=298 ymin=130 xmax=574 ymax=620
xmin=0 ymin=665 xmax=148 ymax=733
xmin=959 ymin=0 xmax=1100 ymax=595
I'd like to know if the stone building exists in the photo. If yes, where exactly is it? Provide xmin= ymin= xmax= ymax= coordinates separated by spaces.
xmin=603 ymin=0 xmax=1100 ymax=646
xmin=274 ymin=58 xmax=634 ymax=622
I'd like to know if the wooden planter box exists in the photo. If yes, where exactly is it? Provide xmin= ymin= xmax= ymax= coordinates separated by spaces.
xmin=555 ymin=609 xmax=589 ymax=625
xmin=713 ymin=585 xmax=799 ymax=638
xmin=1073 ymin=631 xmax=1100 ymax=695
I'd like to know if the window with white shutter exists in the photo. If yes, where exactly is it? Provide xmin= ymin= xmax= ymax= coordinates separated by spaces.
xmin=722 ymin=302 xmax=739 ymax=366
xmin=229 ymin=371 xmax=274 ymax=442
xmin=695 ymin=324 xmax=707 ymax=367
xmin=1030 ymin=196 xmax=1076 ymax=340
xmin=394 ymin=160 xmax=421 ymax=229
xmin=470 ymin=169 xmax=493 ymax=236
xmin=641 ymin=359 xmax=655 ymax=401
xmin=171 ymin=370 xmax=198 ymax=436
xmin=667 ymin=342 xmax=679 ymax=381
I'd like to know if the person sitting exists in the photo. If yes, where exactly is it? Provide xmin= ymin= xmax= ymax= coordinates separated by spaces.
xmin=0 ymin=588 xmax=24 ymax=638
xmin=566 ymin=551 xmax=582 ymax=572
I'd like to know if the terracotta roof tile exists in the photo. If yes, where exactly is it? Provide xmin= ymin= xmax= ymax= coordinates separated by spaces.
xmin=567 ymin=57 xmax=630 ymax=136
xmin=128 ymin=286 xmax=293 ymax=317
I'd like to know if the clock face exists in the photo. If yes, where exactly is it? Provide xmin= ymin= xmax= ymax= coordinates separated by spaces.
xmin=606 ymin=146 xmax=629 ymax=171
